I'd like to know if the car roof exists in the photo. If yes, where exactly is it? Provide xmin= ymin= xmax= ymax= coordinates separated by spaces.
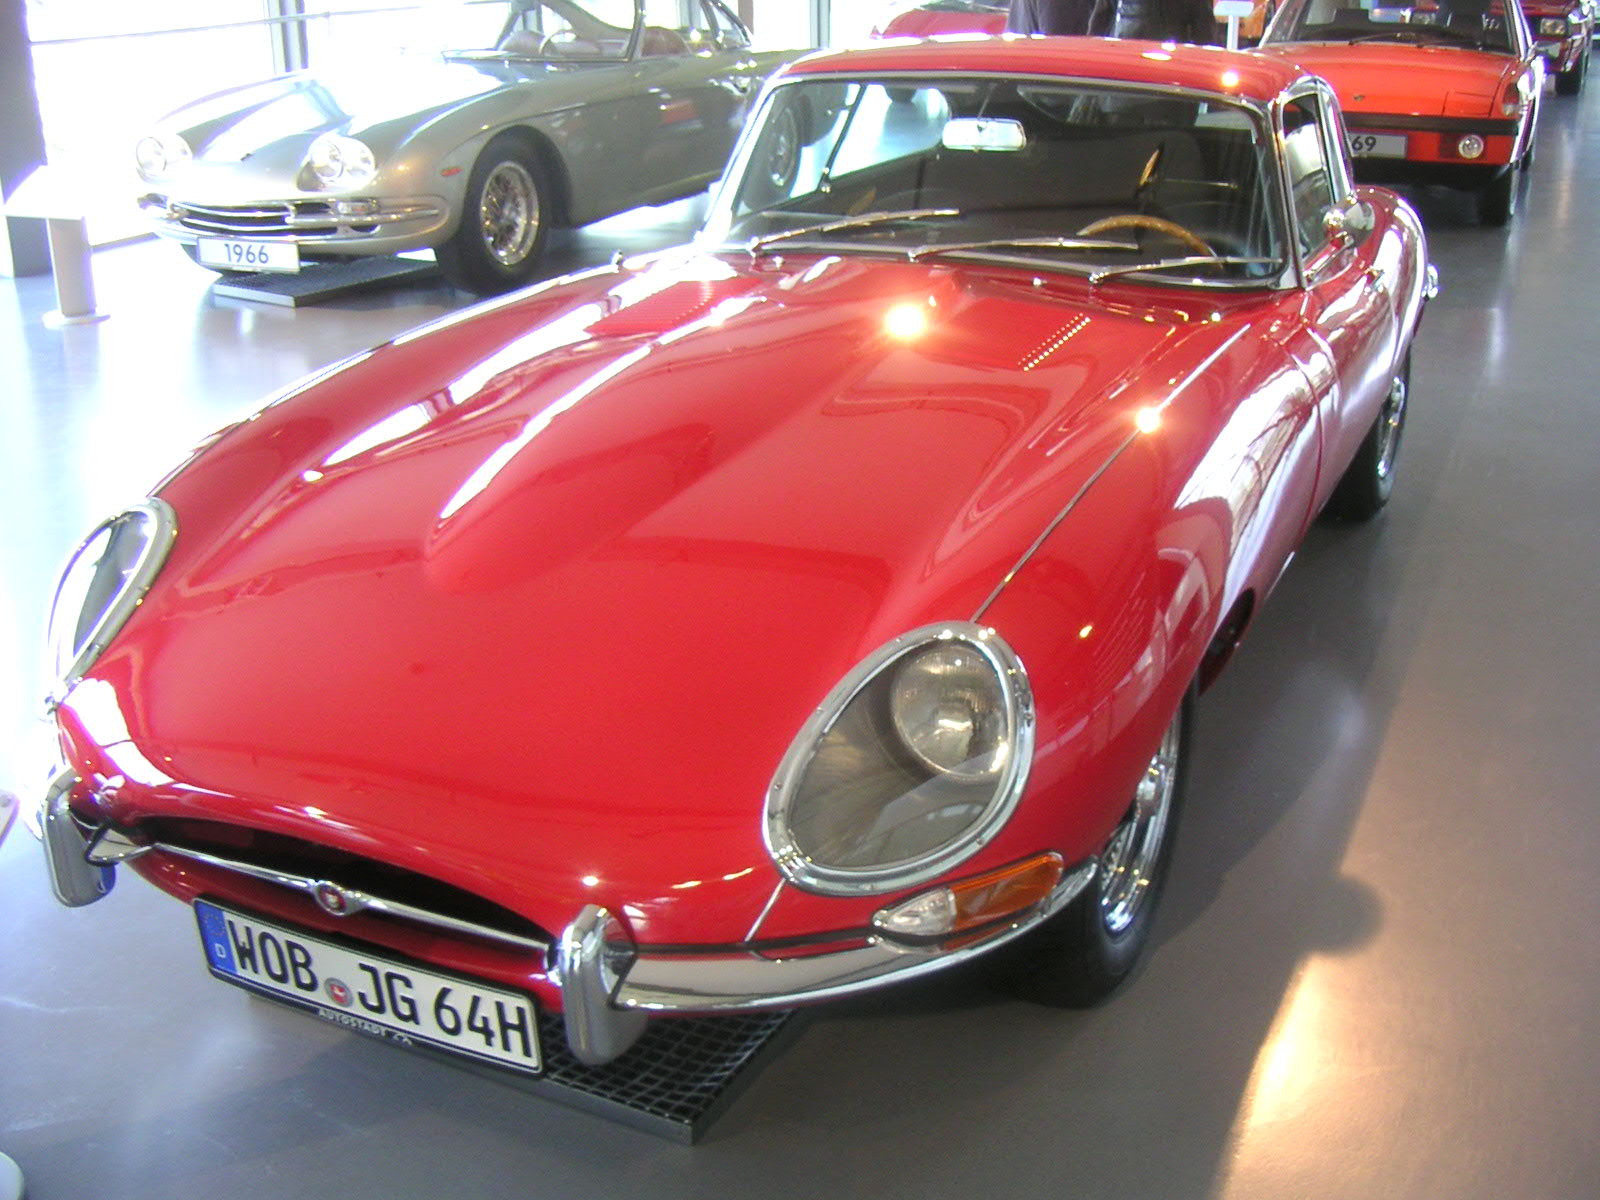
xmin=782 ymin=35 xmax=1308 ymax=106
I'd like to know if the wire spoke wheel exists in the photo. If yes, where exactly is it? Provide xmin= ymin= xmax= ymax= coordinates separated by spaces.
xmin=479 ymin=161 xmax=541 ymax=267
xmin=1097 ymin=711 xmax=1182 ymax=936
xmin=1375 ymin=371 xmax=1407 ymax=483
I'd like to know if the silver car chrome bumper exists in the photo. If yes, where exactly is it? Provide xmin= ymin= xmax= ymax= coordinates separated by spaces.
xmin=139 ymin=194 xmax=451 ymax=255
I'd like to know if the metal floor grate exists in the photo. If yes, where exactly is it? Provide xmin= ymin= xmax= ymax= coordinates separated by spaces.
xmin=526 ymin=1008 xmax=799 ymax=1140
xmin=394 ymin=1005 xmax=799 ymax=1142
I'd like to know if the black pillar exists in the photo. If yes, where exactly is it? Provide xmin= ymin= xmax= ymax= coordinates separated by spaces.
xmin=1 ymin=0 xmax=51 ymax=276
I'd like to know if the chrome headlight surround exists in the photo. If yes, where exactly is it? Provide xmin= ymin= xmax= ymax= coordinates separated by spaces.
xmin=765 ymin=622 xmax=1034 ymax=897
xmin=306 ymin=134 xmax=378 ymax=189
xmin=134 ymin=133 xmax=192 ymax=181
xmin=46 ymin=499 xmax=178 ymax=707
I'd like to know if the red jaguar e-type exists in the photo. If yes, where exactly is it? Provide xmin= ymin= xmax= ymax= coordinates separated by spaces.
xmin=36 ymin=38 xmax=1434 ymax=1078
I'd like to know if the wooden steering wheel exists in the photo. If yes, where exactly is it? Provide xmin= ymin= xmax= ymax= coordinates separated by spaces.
xmin=1076 ymin=215 xmax=1217 ymax=258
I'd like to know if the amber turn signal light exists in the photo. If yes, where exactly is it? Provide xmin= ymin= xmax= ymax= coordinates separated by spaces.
xmin=873 ymin=852 xmax=1065 ymax=940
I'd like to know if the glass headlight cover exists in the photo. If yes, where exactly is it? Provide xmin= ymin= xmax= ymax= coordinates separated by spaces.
xmin=765 ymin=623 xmax=1034 ymax=896
xmin=135 ymin=133 xmax=192 ymax=180
xmin=46 ymin=499 xmax=178 ymax=704
xmin=307 ymin=134 xmax=378 ymax=188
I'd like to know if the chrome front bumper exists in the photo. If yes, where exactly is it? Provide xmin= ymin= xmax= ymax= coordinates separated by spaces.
xmin=38 ymin=770 xmax=1096 ymax=1066
xmin=138 ymin=193 xmax=452 ymax=255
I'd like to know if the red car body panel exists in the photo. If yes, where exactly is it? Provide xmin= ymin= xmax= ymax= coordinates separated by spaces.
xmin=878 ymin=6 xmax=1008 ymax=38
xmin=1521 ymin=0 xmax=1593 ymax=74
xmin=42 ymin=40 xmax=1432 ymax=1040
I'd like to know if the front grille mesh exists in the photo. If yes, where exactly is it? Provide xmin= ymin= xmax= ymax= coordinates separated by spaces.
xmin=140 ymin=817 xmax=551 ymax=947
xmin=173 ymin=200 xmax=332 ymax=236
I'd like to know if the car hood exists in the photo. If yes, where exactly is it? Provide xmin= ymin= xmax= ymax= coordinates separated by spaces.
xmin=154 ymin=54 xmax=596 ymax=192
xmin=69 ymin=250 xmax=1243 ymax=940
xmin=1260 ymin=43 xmax=1518 ymax=116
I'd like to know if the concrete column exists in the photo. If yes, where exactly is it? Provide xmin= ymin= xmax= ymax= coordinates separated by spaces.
xmin=0 ymin=0 xmax=50 ymax=277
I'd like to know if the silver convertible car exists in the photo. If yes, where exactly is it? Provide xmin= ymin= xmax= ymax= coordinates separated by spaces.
xmin=133 ymin=0 xmax=801 ymax=293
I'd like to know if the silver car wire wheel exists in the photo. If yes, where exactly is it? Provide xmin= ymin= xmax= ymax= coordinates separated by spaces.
xmin=1098 ymin=710 xmax=1182 ymax=936
xmin=1375 ymin=371 xmax=1407 ymax=483
xmin=763 ymin=107 xmax=801 ymax=192
xmin=479 ymin=160 xmax=541 ymax=267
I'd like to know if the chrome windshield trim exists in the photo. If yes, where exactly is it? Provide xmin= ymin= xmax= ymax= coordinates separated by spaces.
xmin=615 ymin=860 xmax=1097 ymax=1013
xmin=151 ymin=842 xmax=549 ymax=954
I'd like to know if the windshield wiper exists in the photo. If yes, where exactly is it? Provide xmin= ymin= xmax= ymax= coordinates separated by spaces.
xmin=745 ymin=209 xmax=961 ymax=254
xmin=908 ymin=236 xmax=1129 ymax=262
xmin=1347 ymin=28 xmax=1485 ymax=47
xmin=1089 ymin=256 xmax=1280 ymax=285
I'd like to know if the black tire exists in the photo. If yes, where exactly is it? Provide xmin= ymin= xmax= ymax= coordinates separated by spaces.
xmin=736 ymin=98 xmax=805 ymax=211
xmin=436 ymin=133 xmax=551 ymax=295
xmin=1556 ymin=51 xmax=1586 ymax=96
xmin=1476 ymin=163 xmax=1519 ymax=227
xmin=996 ymin=694 xmax=1192 ymax=1007
xmin=1325 ymin=352 xmax=1409 ymax=522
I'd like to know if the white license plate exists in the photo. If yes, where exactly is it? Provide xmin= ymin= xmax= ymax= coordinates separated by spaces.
xmin=195 ymin=900 xmax=541 ymax=1074
xmin=196 ymin=237 xmax=300 ymax=273
xmin=1346 ymin=132 xmax=1407 ymax=159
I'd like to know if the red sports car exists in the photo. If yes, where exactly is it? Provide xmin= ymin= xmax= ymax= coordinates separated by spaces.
xmin=874 ymin=0 xmax=1008 ymax=37
xmin=1521 ymin=0 xmax=1592 ymax=92
xmin=37 ymin=38 xmax=1433 ymax=1081
xmin=1258 ymin=0 xmax=1543 ymax=226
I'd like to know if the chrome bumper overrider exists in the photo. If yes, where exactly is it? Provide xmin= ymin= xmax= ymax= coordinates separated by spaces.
xmin=38 ymin=770 xmax=1096 ymax=1067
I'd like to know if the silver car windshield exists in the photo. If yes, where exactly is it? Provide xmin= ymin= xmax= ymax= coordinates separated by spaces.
xmin=703 ymin=77 xmax=1288 ymax=286
xmin=1262 ymin=0 xmax=1518 ymax=53
xmin=437 ymin=0 xmax=638 ymax=60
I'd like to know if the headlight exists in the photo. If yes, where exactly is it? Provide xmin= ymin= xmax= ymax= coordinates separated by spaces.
xmin=134 ymin=133 xmax=192 ymax=180
xmin=46 ymin=500 xmax=177 ymax=704
xmin=1457 ymin=134 xmax=1486 ymax=159
xmin=1540 ymin=17 xmax=1570 ymax=34
xmin=765 ymin=623 xmax=1033 ymax=896
xmin=307 ymin=134 xmax=377 ymax=188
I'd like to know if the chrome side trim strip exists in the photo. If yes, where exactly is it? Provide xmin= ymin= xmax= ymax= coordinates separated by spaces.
xmin=743 ymin=879 xmax=787 ymax=943
xmin=150 ymin=842 xmax=549 ymax=954
xmin=972 ymin=436 xmax=1137 ymax=621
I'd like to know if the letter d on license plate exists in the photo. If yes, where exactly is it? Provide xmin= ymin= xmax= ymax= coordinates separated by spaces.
xmin=194 ymin=900 xmax=541 ymax=1074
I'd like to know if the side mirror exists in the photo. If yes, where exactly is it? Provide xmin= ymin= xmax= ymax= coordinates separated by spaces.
xmin=1323 ymin=199 xmax=1375 ymax=245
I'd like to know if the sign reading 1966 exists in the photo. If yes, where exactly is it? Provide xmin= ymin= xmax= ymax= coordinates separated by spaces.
xmin=194 ymin=900 xmax=541 ymax=1073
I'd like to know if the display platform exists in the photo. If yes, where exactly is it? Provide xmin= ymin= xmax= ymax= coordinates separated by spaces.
xmin=390 ymin=1007 xmax=799 ymax=1143
xmin=210 ymin=255 xmax=438 ymax=307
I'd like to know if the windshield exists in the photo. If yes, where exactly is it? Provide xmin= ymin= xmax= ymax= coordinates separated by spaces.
xmin=1262 ymin=0 xmax=1519 ymax=53
xmin=703 ymin=77 xmax=1286 ymax=286
xmin=433 ymin=0 xmax=639 ymax=60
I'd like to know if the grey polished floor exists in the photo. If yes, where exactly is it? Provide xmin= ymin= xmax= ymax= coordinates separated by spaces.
xmin=4 ymin=97 xmax=1599 ymax=1198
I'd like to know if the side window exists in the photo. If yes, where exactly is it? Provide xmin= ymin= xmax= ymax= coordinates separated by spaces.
xmin=640 ymin=0 xmax=702 ymax=54
xmin=1281 ymin=97 xmax=1338 ymax=261
xmin=704 ymin=0 xmax=752 ymax=49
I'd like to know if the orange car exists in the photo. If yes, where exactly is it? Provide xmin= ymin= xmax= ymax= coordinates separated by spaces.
xmin=1258 ymin=0 xmax=1542 ymax=225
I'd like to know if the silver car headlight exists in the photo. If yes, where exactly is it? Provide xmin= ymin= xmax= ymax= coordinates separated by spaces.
xmin=765 ymin=622 xmax=1034 ymax=896
xmin=307 ymin=134 xmax=378 ymax=188
xmin=134 ymin=133 xmax=192 ymax=180
xmin=46 ymin=499 xmax=178 ymax=705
